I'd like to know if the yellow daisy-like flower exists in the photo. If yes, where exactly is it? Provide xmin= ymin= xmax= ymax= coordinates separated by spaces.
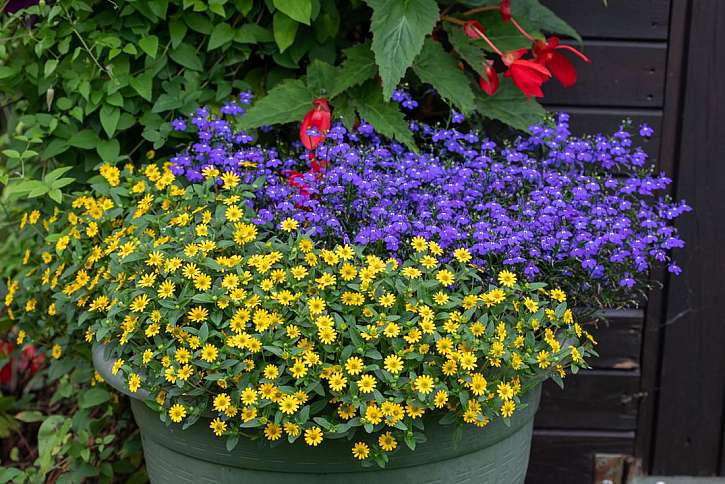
xmin=378 ymin=431 xmax=398 ymax=452
xmin=200 ymin=344 xmax=218 ymax=363
xmin=434 ymin=390 xmax=449 ymax=408
xmin=453 ymin=247 xmax=472 ymax=263
xmin=129 ymin=294 xmax=150 ymax=313
xmin=304 ymin=426 xmax=324 ymax=446
xmin=220 ymin=171 xmax=240 ymax=189
xmin=168 ymin=404 xmax=186 ymax=423
xmin=308 ymin=297 xmax=326 ymax=314
xmin=225 ymin=205 xmax=243 ymax=222
xmin=158 ymin=280 xmax=176 ymax=299
xmin=187 ymin=305 xmax=209 ymax=323
xmin=193 ymin=273 xmax=212 ymax=291
xmin=328 ymin=372 xmax=347 ymax=392
xmin=383 ymin=354 xmax=404 ymax=374
xmin=128 ymin=374 xmax=141 ymax=393
xmin=213 ymin=393 xmax=232 ymax=413
xmin=413 ymin=374 xmax=434 ymax=394
xmin=498 ymin=270 xmax=517 ymax=288
xmin=280 ymin=218 xmax=299 ymax=232
xmin=357 ymin=374 xmax=377 ymax=394
xmin=436 ymin=269 xmax=455 ymax=287
xmin=501 ymin=399 xmax=516 ymax=418
xmin=210 ymin=418 xmax=227 ymax=436
xmin=352 ymin=442 xmax=370 ymax=460
xmin=284 ymin=422 xmax=301 ymax=437
xmin=549 ymin=288 xmax=567 ymax=302
xmin=345 ymin=356 xmax=364 ymax=376
xmin=411 ymin=236 xmax=428 ymax=252
xmin=264 ymin=422 xmax=283 ymax=441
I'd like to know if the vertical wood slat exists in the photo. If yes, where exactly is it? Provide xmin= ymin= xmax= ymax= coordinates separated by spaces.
xmin=651 ymin=0 xmax=725 ymax=475
xmin=635 ymin=0 xmax=690 ymax=472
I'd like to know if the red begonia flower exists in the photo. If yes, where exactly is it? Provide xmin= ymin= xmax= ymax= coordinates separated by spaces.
xmin=533 ymin=36 xmax=591 ymax=87
xmin=463 ymin=20 xmax=485 ymax=40
xmin=502 ymin=49 xmax=551 ymax=98
xmin=499 ymin=0 xmax=512 ymax=22
xmin=299 ymin=98 xmax=331 ymax=151
xmin=22 ymin=345 xmax=44 ymax=374
xmin=478 ymin=62 xmax=500 ymax=96
xmin=0 ymin=341 xmax=14 ymax=385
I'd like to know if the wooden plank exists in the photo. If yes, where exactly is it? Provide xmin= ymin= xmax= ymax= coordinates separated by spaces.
xmin=651 ymin=0 xmax=725 ymax=475
xmin=635 ymin=0 xmax=691 ymax=472
xmin=542 ymin=0 xmax=671 ymax=40
xmin=541 ymin=41 xmax=667 ymax=107
xmin=584 ymin=309 xmax=643 ymax=371
xmin=527 ymin=430 xmax=634 ymax=484
xmin=544 ymin=107 xmax=662 ymax=160
xmin=536 ymin=370 xmax=640 ymax=430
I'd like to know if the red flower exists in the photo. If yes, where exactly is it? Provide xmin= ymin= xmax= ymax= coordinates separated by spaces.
xmin=502 ymin=49 xmax=551 ymax=98
xmin=463 ymin=20 xmax=485 ymax=40
xmin=533 ymin=36 xmax=590 ymax=87
xmin=499 ymin=0 xmax=511 ymax=22
xmin=299 ymin=98 xmax=331 ymax=151
xmin=478 ymin=62 xmax=500 ymax=96
xmin=0 ymin=340 xmax=13 ymax=385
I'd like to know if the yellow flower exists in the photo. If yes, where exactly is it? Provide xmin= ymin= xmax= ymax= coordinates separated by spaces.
xmin=383 ymin=354 xmax=404 ymax=374
xmin=210 ymin=418 xmax=227 ymax=436
xmin=378 ymin=292 xmax=395 ymax=308
xmin=352 ymin=442 xmax=370 ymax=460
xmin=284 ymin=422 xmax=300 ymax=437
xmin=345 ymin=356 xmax=364 ymax=376
xmin=225 ymin=205 xmax=243 ymax=222
xmin=524 ymin=297 xmax=539 ymax=313
xmin=280 ymin=218 xmax=299 ymax=232
xmin=378 ymin=431 xmax=397 ymax=452
xmin=304 ymin=426 xmax=324 ymax=446
xmin=158 ymin=280 xmax=176 ymax=298
xmin=220 ymin=171 xmax=240 ymax=189
xmin=536 ymin=350 xmax=550 ymax=368
xmin=187 ymin=306 xmax=209 ymax=323
xmin=213 ymin=393 xmax=232 ymax=413
xmin=453 ymin=247 xmax=472 ymax=263
xmin=240 ymin=387 xmax=258 ymax=405
xmin=201 ymin=344 xmax=218 ymax=363
xmin=501 ymin=399 xmax=516 ymax=418
xmin=168 ymin=404 xmax=186 ymax=423
xmin=413 ymin=375 xmax=434 ymax=394
xmin=129 ymin=294 xmax=150 ymax=313
xmin=550 ymin=288 xmax=567 ymax=302
xmin=433 ymin=390 xmax=448 ymax=408
xmin=193 ymin=273 xmax=212 ymax=291
xmin=328 ymin=372 xmax=347 ymax=392
xmin=51 ymin=344 xmax=62 ymax=359
xmin=128 ymin=374 xmax=141 ymax=393
xmin=264 ymin=422 xmax=283 ymax=441
xmin=435 ymin=269 xmax=455 ymax=287
xmin=411 ymin=236 xmax=428 ymax=252
xmin=307 ymin=297 xmax=326 ymax=315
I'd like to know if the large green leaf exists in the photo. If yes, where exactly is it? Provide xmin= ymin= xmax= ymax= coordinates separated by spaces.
xmin=445 ymin=24 xmax=487 ymax=77
xmin=100 ymin=105 xmax=121 ymax=138
xmin=273 ymin=0 xmax=312 ymax=25
xmin=475 ymin=79 xmax=546 ymax=131
xmin=239 ymin=79 xmax=315 ymax=129
xmin=468 ymin=11 xmax=542 ymax=52
xmin=412 ymin=38 xmax=476 ymax=114
xmin=169 ymin=43 xmax=203 ymax=71
xmin=351 ymin=81 xmax=415 ymax=149
xmin=331 ymin=43 xmax=377 ymax=98
xmin=138 ymin=35 xmax=159 ymax=58
xmin=306 ymin=60 xmax=338 ymax=96
xmin=273 ymin=12 xmax=299 ymax=53
xmin=208 ymin=23 xmax=235 ymax=50
xmin=365 ymin=0 xmax=439 ymax=100
xmin=511 ymin=0 xmax=582 ymax=44
xmin=314 ymin=0 xmax=340 ymax=42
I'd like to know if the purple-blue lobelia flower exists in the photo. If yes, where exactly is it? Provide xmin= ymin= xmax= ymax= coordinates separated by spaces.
xmin=167 ymin=95 xmax=691 ymax=307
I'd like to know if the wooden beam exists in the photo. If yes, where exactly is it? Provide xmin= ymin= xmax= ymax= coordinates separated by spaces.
xmin=651 ymin=0 xmax=725 ymax=474
xmin=635 ymin=0 xmax=691 ymax=472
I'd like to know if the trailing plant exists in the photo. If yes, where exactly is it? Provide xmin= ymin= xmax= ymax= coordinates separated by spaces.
xmin=4 ymin=161 xmax=595 ymax=466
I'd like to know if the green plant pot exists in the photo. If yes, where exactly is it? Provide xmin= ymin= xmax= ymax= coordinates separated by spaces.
xmin=93 ymin=344 xmax=540 ymax=484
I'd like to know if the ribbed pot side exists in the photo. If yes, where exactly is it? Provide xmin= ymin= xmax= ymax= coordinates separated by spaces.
xmin=93 ymin=344 xmax=540 ymax=484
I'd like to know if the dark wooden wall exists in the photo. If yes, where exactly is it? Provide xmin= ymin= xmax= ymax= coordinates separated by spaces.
xmin=527 ymin=1 xmax=684 ymax=482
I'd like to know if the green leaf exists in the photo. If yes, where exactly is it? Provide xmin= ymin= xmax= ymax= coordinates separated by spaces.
xmin=170 ymin=43 xmax=204 ymax=71
xmin=314 ymin=0 xmax=340 ymax=43
xmin=138 ymin=35 xmax=159 ymax=58
xmin=44 ymin=59 xmax=59 ymax=78
xmin=68 ymin=129 xmax=100 ymax=149
xmin=412 ymin=38 xmax=476 ymax=114
xmin=474 ymin=79 xmax=546 ymax=131
xmin=208 ymin=23 xmax=235 ymax=50
xmin=511 ymin=0 xmax=582 ymax=44
xmin=351 ymin=81 xmax=414 ymax=149
xmin=48 ymin=188 xmax=62 ymax=203
xmin=330 ymin=43 xmax=377 ymax=98
xmin=169 ymin=17 xmax=188 ymax=48
xmin=332 ymin=94 xmax=356 ymax=129
xmin=0 ymin=65 xmax=19 ymax=79
xmin=15 ymin=411 xmax=44 ymax=423
xmin=235 ymin=24 xmax=273 ymax=44
xmin=273 ymin=12 xmax=299 ymax=53
xmin=239 ymin=79 xmax=314 ymax=129
xmin=97 ymin=139 xmax=120 ymax=161
xmin=445 ymin=24 xmax=487 ymax=76
xmin=273 ymin=0 xmax=312 ymax=25
xmin=470 ymin=11 xmax=542 ymax=52
xmin=130 ymin=72 xmax=154 ymax=101
xmin=306 ymin=60 xmax=337 ymax=96
xmin=152 ymin=93 xmax=183 ymax=113
xmin=79 ymin=388 xmax=111 ymax=408
xmin=44 ymin=166 xmax=73 ymax=184
xmin=41 ymin=139 xmax=69 ymax=159
xmin=100 ymin=105 xmax=121 ymax=138
xmin=365 ymin=0 xmax=439 ymax=99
